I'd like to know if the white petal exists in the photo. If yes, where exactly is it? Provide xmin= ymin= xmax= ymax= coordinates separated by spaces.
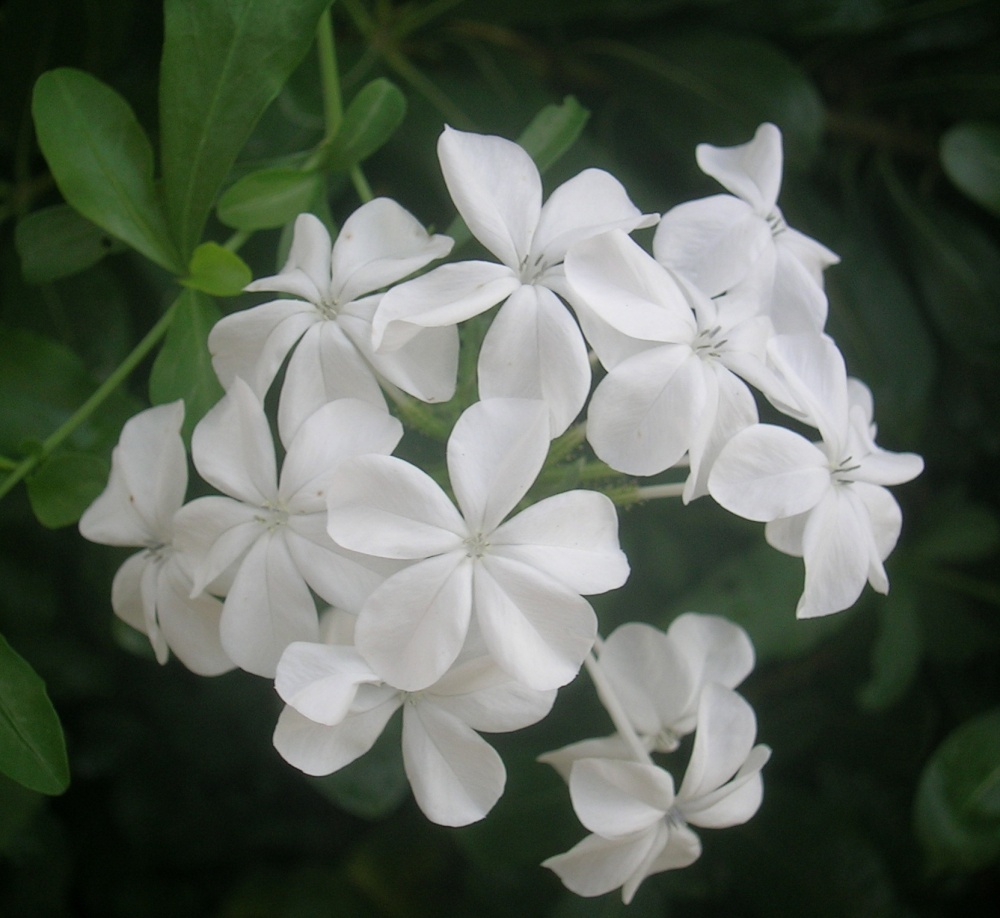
xmin=156 ymin=558 xmax=233 ymax=675
xmin=327 ymin=455 xmax=467 ymax=559
xmin=448 ymin=398 xmax=550 ymax=533
xmin=279 ymin=399 xmax=402 ymax=512
xmin=768 ymin=333 xmax=848 ymax=448
xmin=600 ymin=623 xmax=694 ymax=738
xmin=797 ymin=486 xmax=873 ymax=618
xmin=565 ymin=230 xmax=696 ymax=342
xmin=284 ymin=517 xmax=395 ymax=613
xmin=438 ymin=126 xmax=541 ymax=269
xmin=543 ymin=829 xmax=663 ymax=901
xmin=246 ymin=213 xmax=331 ymax=302
xmin=678 ymin=684 xmax=758 ymax=800
xmin=531 ymin=168 xmax=656 ymax=264
xmin=570 ymin=758 xmax=674 ymax=838
xmin=372 ymin=261 xmax=520 ymax=352
xmin=679 ymin=745 xmax=770 ymax=828
xmin=709 ymin=424 xmax=829 ymax=521
xmin=274 ymin=642 xmax=380 ymax=725
xmin=538 ymin=734 xmax=635 ymax=782
xmin=191 ymin=378 xmax=277 ymax=505
xmin=208 ymin=299 xmax=317 ymax=397
xmin=139 ymin=556 xmax=167 ymax=663
xmin=587 ymin=346 xmax=704 ymax=476
xmin=329 ymin=197 xmax=454 ymax=304
xmin=219 ymin=532 xmax=320 ymax=677
xmin=272 ymin=690 xmax=401 ymax=776
xmin=110 ymin=551 xmax=150 ymax=634
xmin=653 ymin=195 xmax=772 ymax=297
xmin=402 ymin=702 xmax=506 ymax=826
xmin=667 ymin=613 xmax=756 ymax=698
xmin=695 ymin=122 xmax=784 ymax=215
xmin=684 ymin=363 xmax=758 ymax=503
xmin=769 ymin=245 xmax=829 ymax=334
xmin=173 ymin=496 xmax=261 ymax=597
xmin=492 ymin=490 xmax=629 ymax=594
xmin=475 ymin=555 xmax=596 ymax=691
xmin=641 ymin=822 xmax=702 ymax=881
xmin=276 ymin=321 xmax=387 ymax=445
xmin=80 ymin=401 xmax=187 ymax=545
xmin=854 ymin=481 xmax=903 ymax=563
xmin=765 ymin=511 xmax=808 ymax=557
xmin=430 ymin=657 xmax=556 ymax=732
xmin=355 ymin=552 xmax=473 ymax=691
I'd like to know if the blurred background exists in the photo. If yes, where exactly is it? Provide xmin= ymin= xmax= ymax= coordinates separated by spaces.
xmin=2 ymin=0 xmax=999 ymax=914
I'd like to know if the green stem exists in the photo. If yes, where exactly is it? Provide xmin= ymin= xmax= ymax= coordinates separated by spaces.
xmin=350 ymin=165 xmax=374 ymax=203
xmin=0 ymin=300 xmax=181 ymax=503
xmin=317 ymin=9 xmax=344 ymax=142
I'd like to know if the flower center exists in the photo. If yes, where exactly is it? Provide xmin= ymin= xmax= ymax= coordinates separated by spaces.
xmin=255 ymin=502 xmax=290 ymax=532
xmin=831 ymin=455 xmax=861 ymax=484
xmin=463 ymin=531 xmax=491 ymax=559
xmin=766 ymin=209 xmax=787 ymax=238
xmin=316 ymin=292 xmax=339 ymax=320
xmin=143 ymin=542 xmax=171 ymax=563
xmin=518 ymin=251 xmax=551 ymax=285
xmin=693 ymin=324 xmax=728 ymax=360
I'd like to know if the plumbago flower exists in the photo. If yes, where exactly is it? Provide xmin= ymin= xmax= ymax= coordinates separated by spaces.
xmin=271 ymin=625 xmax=555 ymax=827
xmin=543 ymin=683 xmax=770 ymax=903
xmin=325 ymin=397 xmax=630 ymax=692
xmin=209 ymin=199 xmax=456 ymax=443
xmin=565 ymin=228 xmax=773 ymax=495
xmin=709 ymin=333 xmax=924 ymax=617
xmin=653 ymin=122 xmax=839 ymax=335
xmin=540 ymin=614 xmax=755 ymax=771
xmin=79 ymin=401 xmax=232 ymax=676
xmin=173 ymin=381 xmax=404 ymax=677
xmin=372 ymin=127 xmax=658 ymax=435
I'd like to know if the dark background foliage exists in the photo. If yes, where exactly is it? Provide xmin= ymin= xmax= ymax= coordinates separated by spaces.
xmin=2 ymin=0 xmax=999 ymax=914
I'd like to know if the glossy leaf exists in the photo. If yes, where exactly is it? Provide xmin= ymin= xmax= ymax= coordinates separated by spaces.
xmin=15 ymin=205 xmax=119 ymax=284
xmin=26 ymin=451 xmax=109 ymax=529
xmin=940 ymin=121 xmax=1000 ymax=217
xmin=149 ymin=289 xmax=223 ymax=440
xmin=31 ymin=68 xmax=182 ymax=273
xmin=327 ymin=78 xmax=407 ymax=171
xmin=516 ymin=95 xmax=590 ymax=175
xmin=0 ymin=632 xmax=69 ymax=795
xmin=159 ymin=0 xmax=333 ymax=255
xmin=0 ymin=325 xmax=139 ymax=459
xmin=915 ymin=709 xmax=1000 ymax=873
xmin=217 ymin=168 xmax=325 ymax=230
xmin=181 ymin=242 xmax=253 ymax=297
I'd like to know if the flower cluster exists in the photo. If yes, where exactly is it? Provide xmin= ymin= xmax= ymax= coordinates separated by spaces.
xmin=80 ymin=122 xmax=921 ymax=902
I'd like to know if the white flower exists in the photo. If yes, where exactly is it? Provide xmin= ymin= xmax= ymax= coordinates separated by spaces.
xmin=79 ymin=401 xmax=232 ymax=676
xmin=272 ymin=641 xmax=555 ymax=827
xmin=543 ymin=684 xmax=770 ymax=903
xmin=174 ymin=382 xmax=403 ymax=676
xmin=566 ymin=229 xmax=771 ymax=493
xmin=542 ymin=615 xmax=756 ymax=776
xmin=372 ymin=127 xmax=657 ymax=435
xmin=654 ymin=122 xmax=839 ymax=335
xmin=209 ymin=200 xmax=455 ymax=443
xmin=708 ymin=333 xmax=924 ymax=617
xmin=325 ymin=398 xmax=630 ymax=691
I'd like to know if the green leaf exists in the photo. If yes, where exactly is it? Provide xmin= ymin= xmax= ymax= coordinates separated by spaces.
xmin=911 ymin=499 xmax=1000 ymax=565
xmin=327 ymin=78 xmax=407 ymax=171
xmin=941 ymin=121 xmax=1000 ymax=217
xmin=217 ymin=168 xmax=325 ymax=230
xmin=31 ymin=68 xmax=182 ymax=274
xmin=516 ymin=96 xmax=590 ymax=176
xmin=25 ymin=451 xmax=109 ymax=529
xmin=915 ymin=709 xmax=1000 ymax=873
xmin=149 ymin=289 xmax=224 ymax=440
xmin=0 ymin=325 xmax=139 ymax=460
xmin=159 ymin=0 xmax=334 ymax=255
xmin=15 ymin=205 xmax=120 ymax=284
xmin=0 ymin=632 xmax=69 ymax=795
xmin=307 ymin=711 xmax=408 ymax=819
xmin=181 ymin=242 xmax=253 ymax=297
xmin=857 ymin=579 xmax=923 ymax=711
xmin=669 ymin=542 xmax=851 ymax=663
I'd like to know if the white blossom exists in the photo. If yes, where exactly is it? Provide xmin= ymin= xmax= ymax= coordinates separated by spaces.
xmin=325 ymin=398 xmax=630 ymax=691
xmin=79 ymin=401 xmax=232 ymax=676
xmin=372 ymin=128 xmax=657 ymax=435
xmin=174 ymin=382 xmax=403 ymax=676
xmin=209 ymin=200 xmax=455 ymax=443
